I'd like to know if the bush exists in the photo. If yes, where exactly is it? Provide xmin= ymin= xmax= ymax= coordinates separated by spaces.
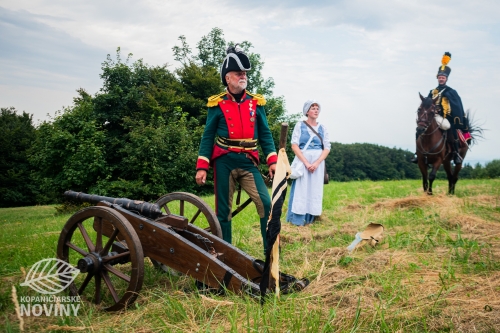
xmin=0 ymin=107 xmax=37 ymax=207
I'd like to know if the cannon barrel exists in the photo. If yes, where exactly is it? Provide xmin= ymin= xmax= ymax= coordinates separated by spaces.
xmin=64 ymin=190 xmax=163 ymax=219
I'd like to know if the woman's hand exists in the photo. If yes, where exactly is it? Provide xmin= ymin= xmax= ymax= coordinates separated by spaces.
xmin=307 ymin=161 xmax=321 ymax=173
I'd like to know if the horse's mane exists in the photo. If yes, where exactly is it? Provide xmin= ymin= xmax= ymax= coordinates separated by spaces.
xmin=421 ymin=97 xmax=433 ymax=109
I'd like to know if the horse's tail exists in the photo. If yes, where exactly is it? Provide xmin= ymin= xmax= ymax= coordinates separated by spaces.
xmin=465 ymin=109 xmax=485 ymax=146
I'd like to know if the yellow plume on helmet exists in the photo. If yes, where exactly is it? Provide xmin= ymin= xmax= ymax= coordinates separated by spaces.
xmin=441 ymin=52 xmax=451 ymax=70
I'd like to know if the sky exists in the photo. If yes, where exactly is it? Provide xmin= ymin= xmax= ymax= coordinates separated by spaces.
xmin=1 ymin=0 xmax=499 ymax=165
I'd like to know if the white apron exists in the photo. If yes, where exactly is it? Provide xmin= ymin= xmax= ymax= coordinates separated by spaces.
xmin=290 ymin=149 xmax=324 ymax=216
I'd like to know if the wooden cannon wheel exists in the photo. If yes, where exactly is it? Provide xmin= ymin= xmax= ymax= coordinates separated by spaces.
xmin=152 ymin=192 xmax=222 ymax=273
xmin=155 ymin=192 xmax=222 ymax=237
xmin=57 ymin=206 xmax=144 ymax=311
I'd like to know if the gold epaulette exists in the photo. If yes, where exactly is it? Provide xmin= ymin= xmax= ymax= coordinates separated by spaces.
xmin=207 ymin=92 xmax=226 ymax=107
xmin=432 ymin=89 xmax=439 ymax=99
xmin=246 ymin=92 xmax=266 ymax=106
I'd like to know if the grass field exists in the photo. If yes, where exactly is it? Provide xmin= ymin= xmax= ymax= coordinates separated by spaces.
xmin=1 ymin=179 xmax=499 ymax=332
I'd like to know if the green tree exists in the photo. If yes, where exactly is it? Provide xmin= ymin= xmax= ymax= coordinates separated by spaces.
xmin=196 ymin=28 xmax=227 ymax=68
xmin=482 ymin=160 xmax=500 ymax=178
xmin=472 ymin=163 xmax=485 ymax=178
xmin=0 ymin=107 xmax=37 ymax=207
xmin=29 ymin=91 xmax=108 ymax=203
xmin=324 ymin=142 xmax=420 ymax=181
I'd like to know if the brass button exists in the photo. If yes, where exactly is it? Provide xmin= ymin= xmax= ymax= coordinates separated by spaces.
xmin=230 ymin=124 xmax=234 ymax=127
xmin=226 ymin=110 xmax=229 ymax=113
xmin=223 ymin=101 xmax=225 ymax=104
xmin=230 ymin=131 xmax=234 ymax=135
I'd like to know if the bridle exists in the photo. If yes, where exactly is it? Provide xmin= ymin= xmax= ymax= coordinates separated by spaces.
xmin=416 ymin=103 xmax=447 ymax=156
xmin=416 ymin=104 xmax=439 ymax=134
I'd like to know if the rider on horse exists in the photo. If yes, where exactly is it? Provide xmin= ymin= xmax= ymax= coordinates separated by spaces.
xmin=412 ymin=52 xmax=470 ymax=165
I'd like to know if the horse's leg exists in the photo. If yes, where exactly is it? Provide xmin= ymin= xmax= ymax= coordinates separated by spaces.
xmin=443 ymin=158 xmax=453 ymax=194
xmin=428 ymin=162 xmax=440 ymax=195
xmin=447 ymin=146 xmax=467 ymax=194
xmin=449 ymin=147 xmax=468 ymax=194
xmin=418 ymin=158 xmax=428 ymax=193
xmin=450 ymin=163 xmax=462 ymax=195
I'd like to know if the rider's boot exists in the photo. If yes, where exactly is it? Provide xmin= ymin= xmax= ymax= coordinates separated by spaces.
xmin=452 ymin=140 xmax=463 ymax=165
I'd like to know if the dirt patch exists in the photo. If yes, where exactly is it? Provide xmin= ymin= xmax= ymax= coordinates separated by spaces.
xmin=372 ymin=194 xmax=450 ymax=210
xmin=346 ymin=203 xmax=363 ymax=210
xmin=468 ymin=194 xmax=500 ymax=208
xmin=447 ymin=214 xmax=500 ymax=235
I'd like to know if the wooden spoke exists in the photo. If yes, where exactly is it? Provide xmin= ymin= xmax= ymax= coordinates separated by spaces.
xmin=189 ymin=209 xmax=202 ymax=224
xmin=101 ymin=228 xmax=120 ymax=255
xmin=162 ymin=203 xmax=171 ymax=215
xmin=101 ymin=271 xmax=120 ymax=303
xmin=104 ymin=264 xmax=131 ymax=283
xmin=66 ymin=242 xmax=88 ymax=257
xmin=102 ymin=251 xmax=130 ymax=263
xmin=180 ymin=200 xmax=184 ymax=216
xmin=95 ymin=217 xmax=103 ymax=252
xmin=77 ymin=222 xmax=95 ymax=252
xmin=78 ymin=273 xmax=94 ymax=295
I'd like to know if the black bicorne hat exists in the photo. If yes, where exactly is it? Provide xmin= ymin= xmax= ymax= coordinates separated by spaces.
xmin=437 ymin=52 xmax=452 ymax=77
xmin=220 ymin=44 xmax=251 ymax=86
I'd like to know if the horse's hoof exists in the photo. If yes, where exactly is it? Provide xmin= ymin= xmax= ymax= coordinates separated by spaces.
xmin=427 ymin=192 xmax=433 ymax=196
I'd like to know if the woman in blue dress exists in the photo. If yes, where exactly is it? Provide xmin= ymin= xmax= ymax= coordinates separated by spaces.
xmin=287 ymin=100 xmax=331 ymax=226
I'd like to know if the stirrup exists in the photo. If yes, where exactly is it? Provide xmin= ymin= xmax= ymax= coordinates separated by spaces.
xmin=410 ymin=155 xmax=418 ymax=164
xmin=453 ymin=153 xmax=463 ymax=165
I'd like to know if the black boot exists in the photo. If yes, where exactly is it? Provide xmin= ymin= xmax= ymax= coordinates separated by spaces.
xmin=453 ymin=141 xmax=463 ymax=165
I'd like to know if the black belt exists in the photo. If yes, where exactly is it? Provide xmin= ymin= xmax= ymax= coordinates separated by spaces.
xmin=217 ymin=137 xmax=257 ymax=148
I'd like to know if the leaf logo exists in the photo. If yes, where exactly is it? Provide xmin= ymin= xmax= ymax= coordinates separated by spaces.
xmin=20 ymin=258 xmax=80 ymax=294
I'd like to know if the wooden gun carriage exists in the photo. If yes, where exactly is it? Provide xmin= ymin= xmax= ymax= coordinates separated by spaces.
xmin=57 ymin=190 xmax=307 ymax=311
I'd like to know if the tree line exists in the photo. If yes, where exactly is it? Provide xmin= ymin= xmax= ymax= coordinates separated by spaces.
xmin=1 ymin=28 xmax=498 ymax=208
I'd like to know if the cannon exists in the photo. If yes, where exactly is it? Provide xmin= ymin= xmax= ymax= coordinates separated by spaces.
xmin=57 ymin=190 xmax=308 ymax=311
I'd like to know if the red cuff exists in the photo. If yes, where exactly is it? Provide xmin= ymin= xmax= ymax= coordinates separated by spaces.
xmin=266 ymin=154 xmax=278 ymax=166
xmin=196 ymin=157 xmax=210 ymax=170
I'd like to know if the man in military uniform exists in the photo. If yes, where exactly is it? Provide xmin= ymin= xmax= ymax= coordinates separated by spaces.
xmin=412 ymin=52 xmax=469 ymax=164
xmin=195 ymin=45 xmax=277 ymax=252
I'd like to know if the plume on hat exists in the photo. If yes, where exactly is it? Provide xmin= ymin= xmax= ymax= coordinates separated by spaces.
xmin=441 ymin=52 xmax=451 ymax=70
xmin=226 ymin=43 xmax=244 ymax=55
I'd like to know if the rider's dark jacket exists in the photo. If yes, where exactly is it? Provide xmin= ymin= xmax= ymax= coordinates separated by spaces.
xmin=427 ymin=85 xmax=467 ymax=130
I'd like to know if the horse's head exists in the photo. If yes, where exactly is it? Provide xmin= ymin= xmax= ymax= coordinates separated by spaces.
xmin=416 ymin=93 xmax=438 ymax=135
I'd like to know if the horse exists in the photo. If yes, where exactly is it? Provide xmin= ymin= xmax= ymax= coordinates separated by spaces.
xmin=415 ymin=93 xmax=468 ymax=195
